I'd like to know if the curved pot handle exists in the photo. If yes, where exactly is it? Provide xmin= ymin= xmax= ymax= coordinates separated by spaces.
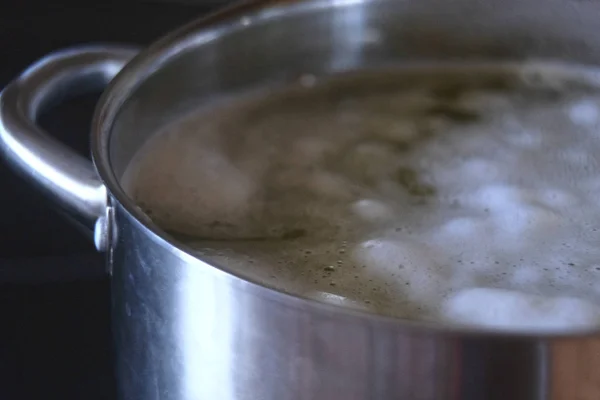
xmin=0 ymin=45 xmax=139 ymax=251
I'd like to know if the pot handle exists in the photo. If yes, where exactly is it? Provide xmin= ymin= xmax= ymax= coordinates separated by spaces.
xmin=0 ymin=45 xmax=139 ymax=251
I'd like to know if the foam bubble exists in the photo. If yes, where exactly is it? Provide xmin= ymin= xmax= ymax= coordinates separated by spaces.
xmin=461 ymin=184 xmax=527 ymax=213
xmin=355 ymin=238 xmax=442 ymax=306
xmin=441 ymin=288 xmax=600 ymax=331
xmin=492 ymin=203 xmax=562 ymax=238
xmin=457 ymin=158 xmax=501 ymax=182
xmin=539 ymin=188 xmax=581 ymax=209
xmin=433 ymin=217 xmax=490 ymax=247
xmin=568 ymin=99 xmax=599 ymax=127
xmin=308 ymin=291 xmax=371 ymax=311
xmin=352 ymin=199 xmax=395 ymax=223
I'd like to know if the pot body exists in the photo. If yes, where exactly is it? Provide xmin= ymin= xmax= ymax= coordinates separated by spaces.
xmin=109 ymin=204 xmax=544 ymax=400
xmin=111 ymin=207 xmax=600 ymax=400
xmin=2 ymin=0 xmax=600 ymax=399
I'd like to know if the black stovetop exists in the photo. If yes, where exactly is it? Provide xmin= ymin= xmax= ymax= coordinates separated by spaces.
xmin=0 ymin=1 xmax=218 ymax=398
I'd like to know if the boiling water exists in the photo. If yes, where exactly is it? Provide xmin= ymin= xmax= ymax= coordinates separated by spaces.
xmin=122 ymin=62 xmax=600 ymax=331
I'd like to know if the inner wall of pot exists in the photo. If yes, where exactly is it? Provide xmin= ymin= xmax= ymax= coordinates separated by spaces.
xmin=109 ymin=0 xmax=600 ymax=184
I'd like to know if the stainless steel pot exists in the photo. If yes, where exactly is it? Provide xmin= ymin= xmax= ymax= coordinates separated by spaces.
xmin=2 ymin=0 xmax=600 ymax=398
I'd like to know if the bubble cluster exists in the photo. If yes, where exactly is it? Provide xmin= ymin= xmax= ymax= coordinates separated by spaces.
xmin=122 ymin=62 xmax=600 ymax=332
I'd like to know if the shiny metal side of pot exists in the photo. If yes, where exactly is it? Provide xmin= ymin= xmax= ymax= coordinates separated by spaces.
xmin=2 ymin=0 xmax=600 ymax=399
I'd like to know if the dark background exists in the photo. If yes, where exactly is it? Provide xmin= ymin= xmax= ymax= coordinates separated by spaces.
xmin=0 ymin=1 xmax=221 ymax=398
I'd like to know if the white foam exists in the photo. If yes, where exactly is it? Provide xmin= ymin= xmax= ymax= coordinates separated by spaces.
xmin=456 ymin=158 xmax=502 ymax=182
xmin=461 ymin=184 xmax=527 ymax=213
xmin=123 ymin=62 xmax=600 ymax=332
xmin=308 ymin=291 xmax=371 ymax=311
xmin=568 ymin=99 xmax=599 ymax=127
xmin=539 ymin=188 xmax=581 ymax=209
xmin=436 ymin=217 xmax=485 ymax=238
xmin=352 ymin=199 xmax=395 ymax=223
xmin=492 ymin=203 xmax=562 ymax=238
xmin=355 ymin=238 xmax=442 ymax=307
xmin=441 ymin=288 xmax=600 ymax=331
